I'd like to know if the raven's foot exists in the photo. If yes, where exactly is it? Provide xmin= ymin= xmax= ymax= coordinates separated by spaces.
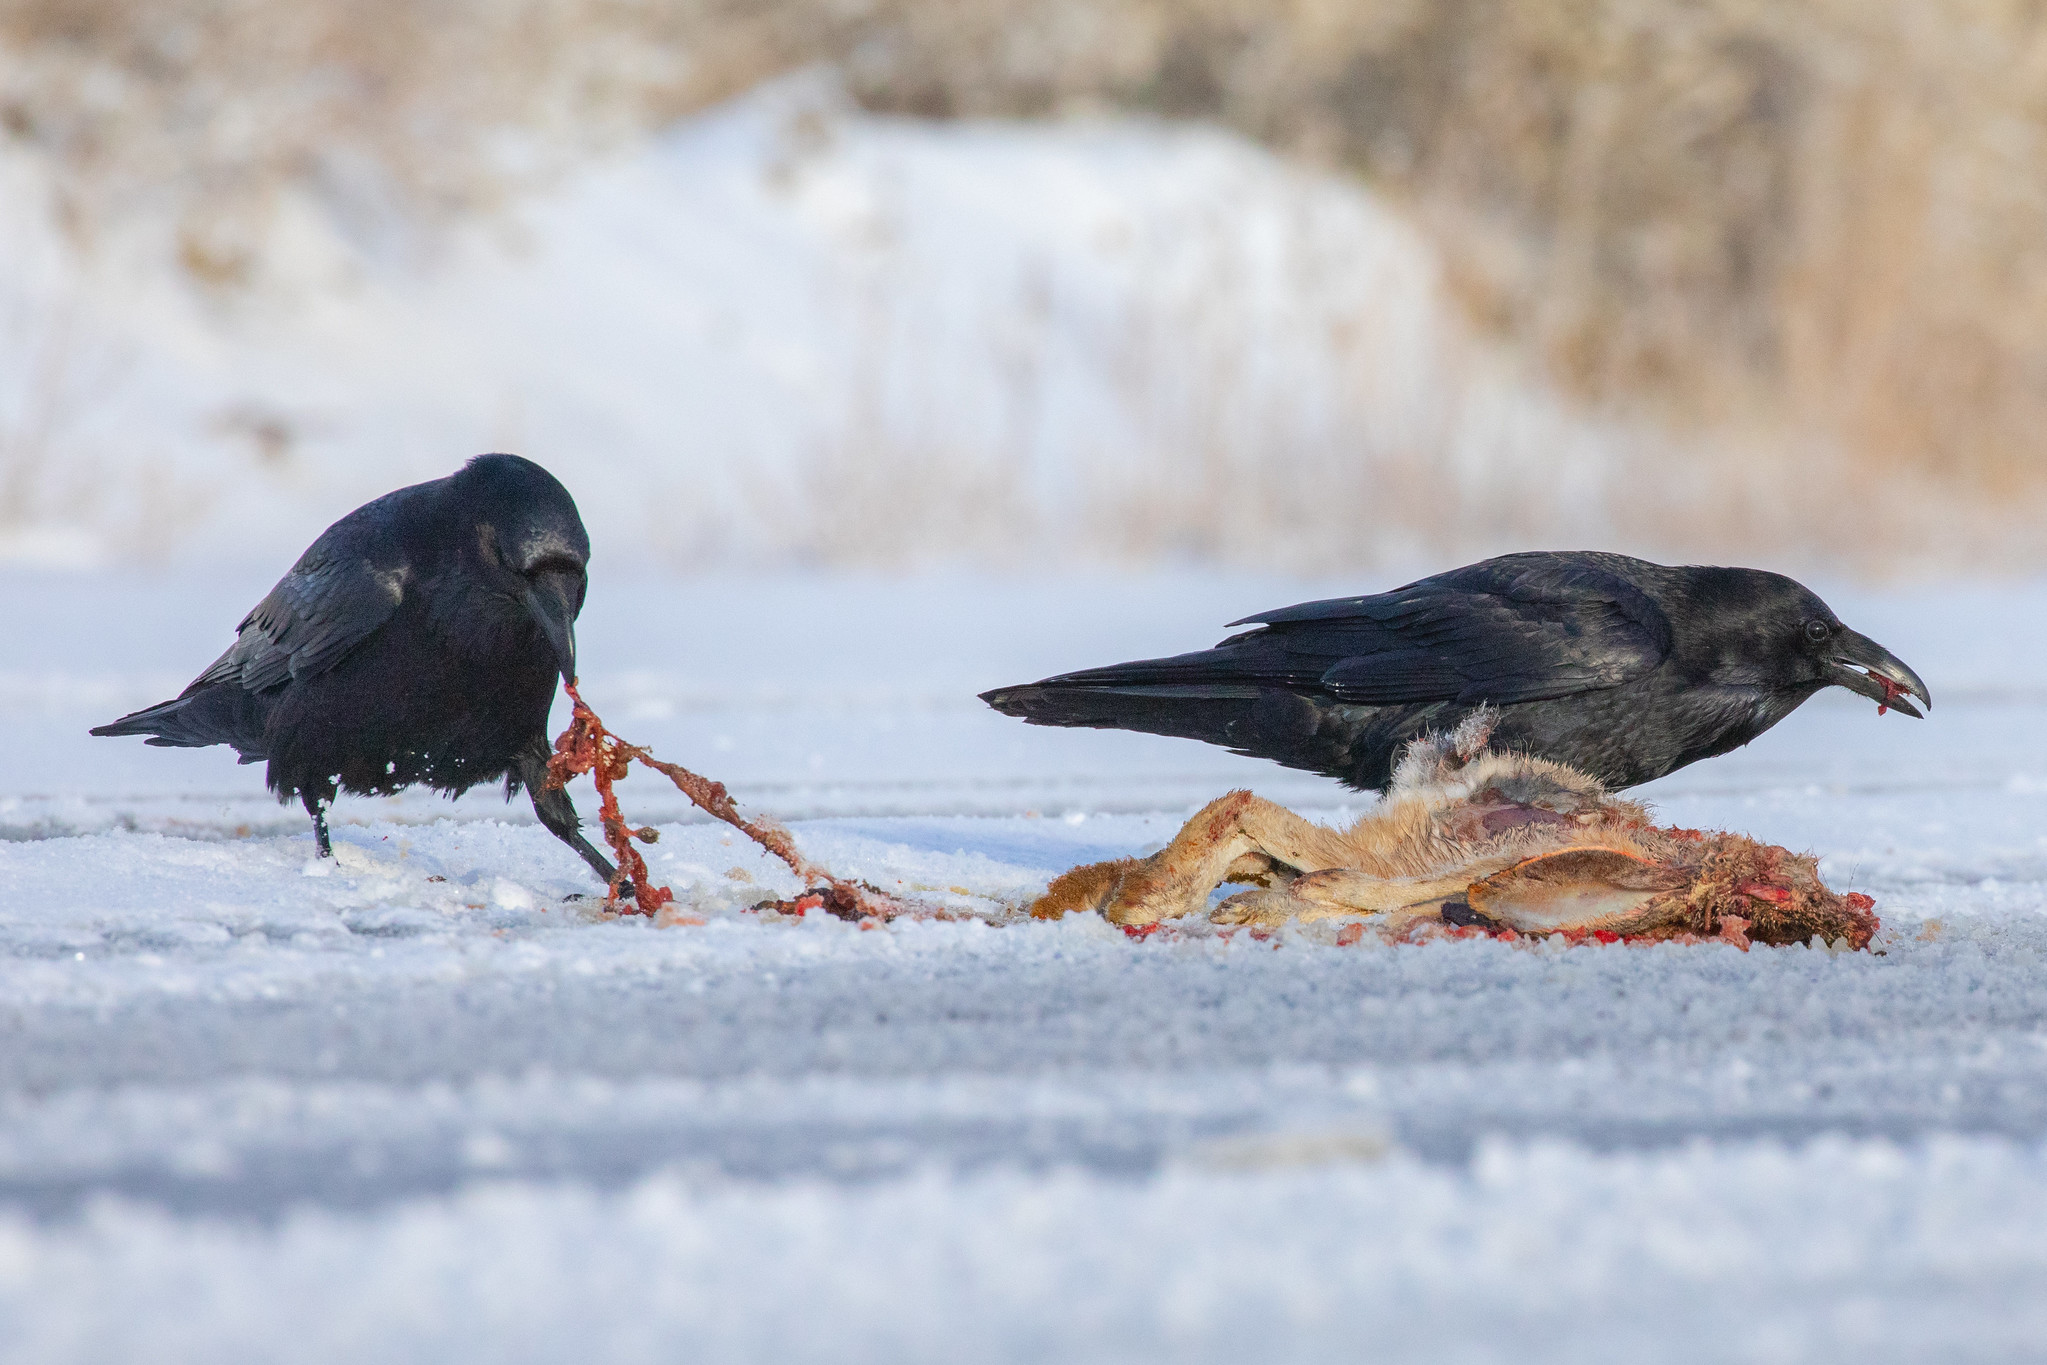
xmin=300 ymin=789 xmax=335 ymax=858
xmin=520 ymin=749 xmax=623 ymax=892
xmin=551 ymin=826 xmax=618 ymax=891
xmin=564 ymin=885 xmax=632 ymax=900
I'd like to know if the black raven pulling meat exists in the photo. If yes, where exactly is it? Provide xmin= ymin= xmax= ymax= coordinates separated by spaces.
xmin=92 ymin=454 xmax=619 ymax=886
xmin=982 ymin=551 xmax=1930 ymax=792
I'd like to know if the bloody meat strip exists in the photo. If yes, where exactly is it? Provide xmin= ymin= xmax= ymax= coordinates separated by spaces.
xmin=1874 ymin=673 xmax=1910 ymax=716
xmin=545 ymin=683 xmax=907 ymax=921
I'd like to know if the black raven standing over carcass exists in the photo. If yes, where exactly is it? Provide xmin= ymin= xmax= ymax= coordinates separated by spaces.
xmin=92 ymin=453 xmax=618 ymax=885
xmin=982 ymin=551 xmax=1931 ymax=792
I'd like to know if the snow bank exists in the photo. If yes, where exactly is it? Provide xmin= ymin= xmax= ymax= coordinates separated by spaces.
xmin=0 ymin=77 xmax=1635 ymax=572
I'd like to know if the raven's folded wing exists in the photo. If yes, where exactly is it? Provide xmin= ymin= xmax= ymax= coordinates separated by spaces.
xmin=193 ymin=493 xmax=416 ymax=694
xmin=1131 ymin=551 xmax=1677 ymax=706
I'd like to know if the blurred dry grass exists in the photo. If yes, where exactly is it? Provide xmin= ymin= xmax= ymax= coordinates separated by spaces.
xmin=0 ymin=0 xmax=693 ymax=281
xmin=4 ymin=0 xmax=2045 ymax=561
xmin=817 ymin=0 xmax=2047 ymax=511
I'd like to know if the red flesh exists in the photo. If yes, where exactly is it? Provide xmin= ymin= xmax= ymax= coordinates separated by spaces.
xmin=1874 ymin=673 xmax=1909 ymax=716
xmin=546 ymin=682 xmax=909 ymax=921
xmin=544 ymin=685 xmax=673 ymax=917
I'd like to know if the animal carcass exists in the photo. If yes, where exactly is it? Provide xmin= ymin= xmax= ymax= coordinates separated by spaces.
xmin=1029 ymin=715 xmax=1878 ymax=950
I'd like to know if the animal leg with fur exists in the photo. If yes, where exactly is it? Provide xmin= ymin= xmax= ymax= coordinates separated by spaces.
xmin=1211 ymin=863 xmax=1520 ymax=928
xmin=1028 ymin=790 xmax=1347 ymax=927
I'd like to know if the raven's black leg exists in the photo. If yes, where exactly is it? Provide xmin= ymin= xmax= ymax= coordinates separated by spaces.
xmin=300 ymin=782 xmax=336 ymax=858
xmin=515 ymin=747 xmax=622 ymax=891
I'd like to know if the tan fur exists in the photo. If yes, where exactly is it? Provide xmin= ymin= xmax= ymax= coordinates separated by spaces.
xmin=1030 ymin=857 xmax=1141 ymax=920
xmin=1026 ymin=725 xmax=1878 ymax=950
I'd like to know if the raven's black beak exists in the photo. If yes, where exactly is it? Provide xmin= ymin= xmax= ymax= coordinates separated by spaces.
xmin=1824 ymin=628 xmax=1931 ymax=718
xmin=522 ymin=570 xmax=581 ymax=687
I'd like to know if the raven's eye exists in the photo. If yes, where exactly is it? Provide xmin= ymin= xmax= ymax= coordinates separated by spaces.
xmin=1803 ymin=619 xmax=1832 ymax=643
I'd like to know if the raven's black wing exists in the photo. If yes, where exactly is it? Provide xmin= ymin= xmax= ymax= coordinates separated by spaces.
xmin=192 ymin=490 xmax=418 ymax=693
xmin=1222 ymin=552 xmax=1673 ymax=705
xmin=1002 ymin=553 xmax=1672 ymax=705
xmin=92 ymin=490 xmax=420 ymax=751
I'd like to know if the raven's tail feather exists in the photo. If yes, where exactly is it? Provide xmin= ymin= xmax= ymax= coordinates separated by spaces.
xmin=980 ymin=680 xmax=1261 ymax=744
xmin=981 ymin=665 xmax=1418 ymax=793
xmin=91 ymin=697 xmax=209 ymax=747
xmin=984 ymin=637 xmax=1285 ymax=747
xmin=91 ymin=687 xmax=270 ymax=759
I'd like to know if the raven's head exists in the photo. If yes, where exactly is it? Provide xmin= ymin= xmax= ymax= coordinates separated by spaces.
xmin=459 ymin=454 xmax=591 ymax=686
xmin=1681 ymin=568 xmax=1930 ymax=719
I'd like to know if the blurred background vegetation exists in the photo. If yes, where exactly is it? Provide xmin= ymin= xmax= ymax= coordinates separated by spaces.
xmin=3 ymin=0 xmax=2044 ymax=568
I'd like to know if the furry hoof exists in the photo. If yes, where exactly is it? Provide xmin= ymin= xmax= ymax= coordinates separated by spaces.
xmin=1209 ymin=889 xmax=1295 ymax=926
xmin=1026 ymin=858 xmax=1137 ymax=919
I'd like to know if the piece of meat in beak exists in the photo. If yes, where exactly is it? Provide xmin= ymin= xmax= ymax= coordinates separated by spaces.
xmin=1824 ymin=628 xmax=1930 ymax=718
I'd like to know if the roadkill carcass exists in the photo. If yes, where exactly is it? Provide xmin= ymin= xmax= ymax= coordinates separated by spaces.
xmin=1029 ymin=714 xmax=1878 ymax=950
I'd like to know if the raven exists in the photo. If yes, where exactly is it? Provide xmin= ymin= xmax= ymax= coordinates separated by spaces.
xmin=981 ymin=551 xmax=1930 ymax=792
xmin=92 ymin=453 xmax=618 ymax=885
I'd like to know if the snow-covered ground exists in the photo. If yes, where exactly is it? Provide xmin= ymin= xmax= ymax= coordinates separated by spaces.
xmin=2 ymin=55 xmax=2043 ymax=1364
xmin=3 ymin=566 xmax=2046 ymax=1363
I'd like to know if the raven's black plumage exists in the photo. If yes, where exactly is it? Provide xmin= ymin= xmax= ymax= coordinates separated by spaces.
xmin=92 ymin=453 xmax=618 ymax=884
xmin=982 ymin=551 xmax=1931 ymax=792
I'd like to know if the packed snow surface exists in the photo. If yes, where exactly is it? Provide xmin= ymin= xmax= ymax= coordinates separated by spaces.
xmin=3 ymin=566 xmax=2046 ymax=1362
